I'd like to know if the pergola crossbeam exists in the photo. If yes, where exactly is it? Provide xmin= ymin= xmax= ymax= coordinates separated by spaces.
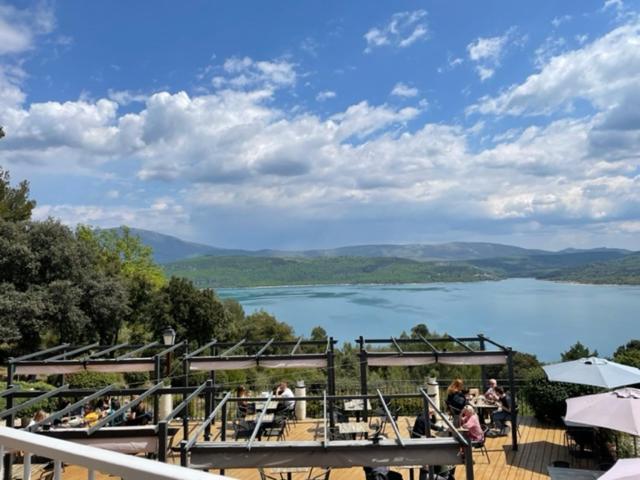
xmin=46 ymin=342 xmax=100 ymax=361
xmin=290 ymin=337 xmax=303 ymax=355
xmin=187 ymin=339 xmax=218 ymax=359
xmin=220 ymin=339 xmax=245 ymax=357
xmin=117 ymin=341 xmax=159 ymax=360
xmin=87 ymin=343 xmax=129 ymax=359
xmin=447 ymin=335 xmax=475 ymax=352
xmin=10 ymin=343 xmax=71 ymax=362
xmin=390 ymin=337 xmax=404 ymax=354
xmin=254 ymin=339 xmax=274 ymax=359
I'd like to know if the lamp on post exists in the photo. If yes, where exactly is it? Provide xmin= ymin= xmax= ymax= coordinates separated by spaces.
xmin=162 ymin=326 xmax=176 ymax=347
xmin=162 ymin=326 xmax=176 ymax=379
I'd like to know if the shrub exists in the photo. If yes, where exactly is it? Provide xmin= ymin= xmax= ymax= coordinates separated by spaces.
xmin=123 ymin=371 xmax=150 ymax=387
xmin=65 ymin=371 xmax=123 ymax=389
xmin=520 ymin=368 xmax=599 ymax=423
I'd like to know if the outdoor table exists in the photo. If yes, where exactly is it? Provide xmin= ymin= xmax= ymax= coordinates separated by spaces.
xmin=547 ymin=466 xmax=602 ymax=480
xmin=343 ymin=399 xmax=372 ymax=421
xmin=470 ymin=396 xmax=498 ymax=425
xmin=270 ymin=466 xmax=311 ymax=480
xmin=337 ymin=421 xmax=369 ymax=439
xmin=244 ymin=413 xmax=275 ymax=424
xmin=254 ymin=400 xmax=279 ymax=413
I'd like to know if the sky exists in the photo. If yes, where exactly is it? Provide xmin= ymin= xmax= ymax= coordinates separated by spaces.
xmin=1 ymin=0 xmax=640 ymax=250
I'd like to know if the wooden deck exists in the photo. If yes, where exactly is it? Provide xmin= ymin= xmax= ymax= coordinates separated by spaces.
xmin=11 ymin=416 xmax=596 ymax=480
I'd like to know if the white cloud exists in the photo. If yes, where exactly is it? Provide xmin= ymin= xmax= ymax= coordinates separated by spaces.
xmin=391 ymin=82 xmax=418 ymax=97
xmin=0 ymin=3 xmax=54 ymax=55
xmin=213 ymin=56 xmax=297 ymax=89
xmin=470 ymin=22 xmax=640 ymax=116
xmin=466 ymin=28 xmax=521 ymax=81
xmin=364 ymin=10 xmax=428 ymax=53
xmin=534 ymin=36 xmax=567 ymax=68
xmin=552 ymin=15 xmax=572 ymax=28
xmin=316 ymin=90 xmax=336 ymax=102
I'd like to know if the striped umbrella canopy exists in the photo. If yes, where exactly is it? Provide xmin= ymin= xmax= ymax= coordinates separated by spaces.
xmin=543 ymin=357 xmax=640 ymax=389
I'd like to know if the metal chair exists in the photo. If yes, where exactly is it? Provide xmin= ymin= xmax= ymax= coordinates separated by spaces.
xmin=307 ymin=467 xmax=331 ymax=480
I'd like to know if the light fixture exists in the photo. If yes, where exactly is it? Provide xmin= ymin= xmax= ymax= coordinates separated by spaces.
xmin=162 ymin=326 xmax=176 ymax=346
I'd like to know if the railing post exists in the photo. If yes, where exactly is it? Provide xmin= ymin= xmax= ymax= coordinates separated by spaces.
xmin=507 ymin=348 xmax=518 ymax=451
xmin=3 ymin=363 xmax=15 ymax=480
xmin=87 ymin=470 xmax=96 ymax=480
xmin=479 ymin=335 xmax=487 ymax=391
xmin=180 ymin=440 xmax=188 ymax=467
xmin=158 ymin=420 xmax=168 ymax=462
xmin=153 ymin=355 xmax=161 ymax=424
xmin=464 ymin=441 xmax=475 ymax=480
xmin=0 ymin=444 xmax=4 ymax=479
xmin=53 ymin=460 xmax=62 ymax=480
xmin=204 ymin=380 xmax=212 ymax=441
xmin=23 ymin=452 xmax=32 ymax=480
xmin=358 ymin=336 xmax=369 ymax=421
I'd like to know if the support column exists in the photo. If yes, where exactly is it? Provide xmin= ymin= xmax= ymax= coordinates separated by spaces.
xmin=479 ymin=335 xmax=487 ymax=392
xmin=328 ymin=337 xmax=336 ymax=429
xmin=507 ymin=348 xmax=518 ymax=451
xmin=358 ymin=336 xmax=368 ymax=421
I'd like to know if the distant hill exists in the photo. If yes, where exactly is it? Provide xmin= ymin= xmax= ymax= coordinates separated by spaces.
xmin=467 ymin=250 xmax=631 ymax=278
xmin=162 ymin=255 xmax=499 ymax=288
xmin=113 ymin=228 xmax=252 ymax=263
xmin=120 ymin=228 xmax=556 ymax=264
xmin=542 ymin=252 xmax=640 ymax=285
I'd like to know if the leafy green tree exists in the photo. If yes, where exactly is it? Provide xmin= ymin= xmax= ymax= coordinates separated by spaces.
xmin=614 ymin=340 xmax=640 ymax=368
xmin=310 ymin=326 xmax=327 ymax=341
xmin=561 ymin=341 xmax=598 ymax=361
xmin=237 ymin=310 xmax=295 ymax=342
xmin=0 ymin=167 xmax=36 ymax=222
xmin=81 ymin=274 xmax=130 ymax=344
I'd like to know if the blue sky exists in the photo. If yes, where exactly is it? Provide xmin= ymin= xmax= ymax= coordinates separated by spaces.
xmin=1 ymin=0 xmax=640 ymax=250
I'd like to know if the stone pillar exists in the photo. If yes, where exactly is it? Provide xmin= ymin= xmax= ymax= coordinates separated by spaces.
xmin=159 ymin=393 xmax=173 ymax=420
xmin=426 ymin=377 xmax=440 ymax=410
xmin=295 ymin=380 xmax=306 ymax=420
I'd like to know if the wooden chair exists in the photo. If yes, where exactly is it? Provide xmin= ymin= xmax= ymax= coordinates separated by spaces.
xmin=262 ymin=416 xmax=287 ymax=441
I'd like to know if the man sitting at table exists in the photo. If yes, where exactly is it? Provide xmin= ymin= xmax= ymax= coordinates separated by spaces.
xmin=275 ymin=381 xmax=295 ymax=413
xmin=484 ymin=379 xmax=499 ymax=403
xmin=490 ymin=387 xmax=512 ymax=435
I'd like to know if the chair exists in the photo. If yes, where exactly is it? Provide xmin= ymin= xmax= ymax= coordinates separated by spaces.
xmin=308 ymin=467 xmax=331 ymax=480
xmin=258 ymin=469 xmax=280 ymax=480
xmin=472 ymin=425 xmax=490 ymax=464
xmin=262 ymin=416 xmax=287 ymax=441
xmin=233 ymin=419 xmax=255 ymax=441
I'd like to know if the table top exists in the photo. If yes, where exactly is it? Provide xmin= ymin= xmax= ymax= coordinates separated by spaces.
xmin=270 ymin=467 xmax=311 ymax=473
xmin=547 ymin=467 xmax=602 ymax=480
xmin=244 ymin=413 xmax=275 ymax=423
xmin=343 ymin=399 xmax=372 ymax=411
xmin=337 ymin=421 xmax=369 ymax=434
xmin=254 ymin=400 xmax=279 ymax=411
xmin=470 ymin=396 xmax=498 ymax=409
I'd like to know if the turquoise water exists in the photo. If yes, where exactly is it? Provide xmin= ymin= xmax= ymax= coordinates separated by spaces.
xmin=218 ymin=279 xmax=640 ymax=361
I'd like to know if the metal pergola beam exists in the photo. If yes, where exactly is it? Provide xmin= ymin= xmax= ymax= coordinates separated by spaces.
xmin=10 ymin=344 xmax=71 ymax=362
xmin=0 ymin=385 xmax=69 ymax=420
xmin=290 ymin=337 xmax=303 ymax=355
xmin=87 ymin=343 xmax=129 ymax=359
xmin=447 ymin=335 xmax=475 ymax=352
xmin=220 ymin=339 xmax=245 ymax=357
xmin=116 ymin=341 xmax=160 ymax=360
xmin=254 ymin=339 xmax=274 ymax=358
xmin=46 ymin=342 xmax=100 ymax=361
xmin=186 ymin=339 xmax=218 ymax=359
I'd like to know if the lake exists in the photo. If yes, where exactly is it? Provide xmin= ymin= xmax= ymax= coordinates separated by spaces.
xmin=218 ymin=278 xmax=640 ymax=361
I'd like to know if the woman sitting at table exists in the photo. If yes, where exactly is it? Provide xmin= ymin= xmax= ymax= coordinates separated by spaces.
xmin=460 ymin=405 xmax=484 ymax=443
xmin=445 ymin=378 xmax=467 ymax=426
xmin=236 ymin=385 xmax=251 ymax=418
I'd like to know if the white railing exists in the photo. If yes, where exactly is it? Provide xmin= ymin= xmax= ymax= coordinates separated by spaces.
xmin=0 ymin=427 xmax=234 ymax=480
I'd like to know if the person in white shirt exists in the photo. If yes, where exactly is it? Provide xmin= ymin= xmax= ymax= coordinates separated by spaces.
xmin=485 ymin=378 xmax=499 ymax=403
xmin=276 ymin=381 xmax=295 ymax=411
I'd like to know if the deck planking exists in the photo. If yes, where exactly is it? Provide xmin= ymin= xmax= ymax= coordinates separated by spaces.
xmin=10 ymin=416 xmax=595 ymax=480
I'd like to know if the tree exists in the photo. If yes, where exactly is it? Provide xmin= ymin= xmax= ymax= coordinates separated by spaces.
xmin=310 ymin=326 xmax=327 ymax=341
xmin=0 ymin=167 xmax=36 ymax=222
xmin=614 ymin=340 xmax=640 ymax=368
xmin=561 ymin=341 xmax=598 ymax=361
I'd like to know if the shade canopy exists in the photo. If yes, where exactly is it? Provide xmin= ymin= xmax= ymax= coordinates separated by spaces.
xmin=599 ymin=458 xmax=640 ymax=480
xmin=565 ymin=388 xmax=640 ymax=436
xmin=543 ymin=357 xmax=640 ymax=389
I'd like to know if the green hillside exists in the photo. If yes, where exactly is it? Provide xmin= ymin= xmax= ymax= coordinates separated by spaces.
xmin=542 ymin=253 xmax=640 ymax=284
xmin=163 ymin=255 xmax=499 ymax=288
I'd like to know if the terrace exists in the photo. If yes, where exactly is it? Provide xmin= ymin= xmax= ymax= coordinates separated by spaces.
xmin=0 ymin=336 xmax=602 ymax=480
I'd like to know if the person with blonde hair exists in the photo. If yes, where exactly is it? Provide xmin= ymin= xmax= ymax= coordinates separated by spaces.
xmin=460 ymin=405 xmax=484 ymax=442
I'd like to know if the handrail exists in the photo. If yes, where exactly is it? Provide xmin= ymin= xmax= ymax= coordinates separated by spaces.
xmin=88 ymin=383 xmax=163 ymax=434
xmin=376 ymin=389 xmax=404 ymax=447
xmin=164 ymin=381 xmax=209 ymax=422
xmin=0 ymin=386 xmax=20 ymax=398
xmin=185 ymin=391 xmax=232 ymax=451
xmin=0 ymin=385 xmax=69 ymax=420
xmin=322 ymin=390 xmax=328 ymax=447
xmin=418 ymin=388 xmax=468 ymax=446
xmin=247 ymin=391 xmax=273 ymax=451
xmin=0 ymin=427 xmax=232 ymax=480
xmin=28 ymin=385 xmax=114 ymax=432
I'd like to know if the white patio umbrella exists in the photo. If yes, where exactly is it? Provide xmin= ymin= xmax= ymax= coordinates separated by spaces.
xmin=598 ymin=458 xmax=640 ymax=480
xmin=543 ymin=357 xmax=640 ymax=389
xmin=565 ymin=388 xmax=640 ymax=436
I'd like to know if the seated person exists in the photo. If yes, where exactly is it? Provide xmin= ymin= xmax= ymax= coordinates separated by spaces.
xmin=126 ymin=398 xmax=152 ymax=426
xmin=236 ymin=385 xmax=250 ymax=418
xmin=484 ymin=379 xmax=499 ymax=403
xmin=83 ymin=404 xmax=103 ymax=427
xmin=459 ymin=405 xmax=484 ymax=443
xmin=363 ymin=467 xmax=403 ymax=480
xmin=275 ymin=381 xmax=295 ymax=413
xmin=490 ymin=387 xmax=512 ymax=434
xmin=445 ymin=379 xmax=467 ymax=425
xmin=411 ymin=410 xmax=444 ymax=438
xmin=27 ymin=410 xmax=48 ymax=430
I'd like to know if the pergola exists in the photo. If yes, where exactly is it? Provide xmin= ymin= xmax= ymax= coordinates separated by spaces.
xmin=357 ymin=334 xmax=520 ymax=450
xmin=183 ymin=337 xmax=338 ymax=393
xmin=177 ymin=388 xmax=476 ymax=480
xmin=7 ymin=341 xmax=187 ymax=383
